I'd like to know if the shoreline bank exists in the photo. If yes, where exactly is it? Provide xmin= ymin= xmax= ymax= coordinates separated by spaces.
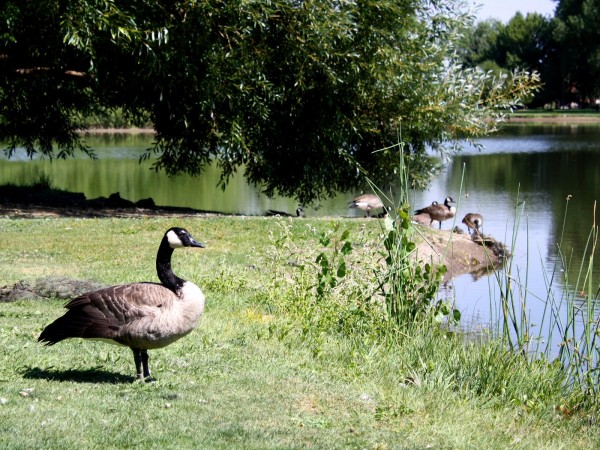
xmin=79 ymin=113 xmax=600 ymax=135
xmin=507 ymin=113 xmax=600 ymax=124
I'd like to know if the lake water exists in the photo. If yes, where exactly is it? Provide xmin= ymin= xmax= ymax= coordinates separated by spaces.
xmin=2 ymin=124 xmax=599 ymax=354
xmin=435 ymin=124 xmax=600 ymax=353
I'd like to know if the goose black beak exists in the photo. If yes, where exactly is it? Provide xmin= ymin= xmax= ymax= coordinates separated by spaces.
xmin=190 ymin=239 xmax=205 ymax=248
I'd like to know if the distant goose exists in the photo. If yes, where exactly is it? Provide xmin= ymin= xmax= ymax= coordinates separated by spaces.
xmin=412 ymin=201 xmax=438 ymax=225
xmin=414 ymin=196 xmax=456 ymax=229
xmin=348 ymin=193 xmax=384 ymax=217
xmin=266 ymin=207 xmax=304 ymax=217
xmin=411 ymin=200 xmax=439 ymax=225
xmin=462 ymin=213 xmax=484 ymax=235
xmin=38 ymin=227 xmax=206 ymax=381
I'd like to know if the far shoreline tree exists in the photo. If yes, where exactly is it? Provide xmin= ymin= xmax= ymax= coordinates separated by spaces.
xmin=461 ymin=1 xmax=600 ymax=109
xmin=460 ymin=13 xmax=556 ymax=108
xmin=554 ymin=0 xmax=600 ymax=106
xmin=0 ymin=1 xmax=539 ymax=204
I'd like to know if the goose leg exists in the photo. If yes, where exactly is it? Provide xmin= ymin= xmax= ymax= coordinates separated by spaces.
xmin=132 ymin=348 xmax=143 ymax=380
xmin=141 ymin=349 xmax=151 ymax=380
xmin=132 ymin=348 xmax=152 ymax=381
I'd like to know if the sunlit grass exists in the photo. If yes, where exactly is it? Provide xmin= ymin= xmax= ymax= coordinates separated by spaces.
xmin=1 ymin=217 xmax=599 ymax=448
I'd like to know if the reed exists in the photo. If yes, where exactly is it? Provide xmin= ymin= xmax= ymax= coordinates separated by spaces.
xmin=554 ymin=200 xmax=599 ymax=400
xmin=370 ymin=141 xmax=457 ymax=332
xmin=487 ymin=193 xmax=600 ymax=406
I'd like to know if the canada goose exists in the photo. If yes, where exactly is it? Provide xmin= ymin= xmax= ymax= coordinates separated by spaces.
xmin=266 ymin=207 xmax=304 ymax=217
xmin=462 ymin=213 xmax=483 ymax=235
xmin=414 ymin=196 xmax=456 ymax=229
xmin=348 ymin=193 xmax=384 ymax=217
xmin=38 ymin=227 xmax=205 ymax=381
xmin=412 ymin=201 xmax=438 ymax=225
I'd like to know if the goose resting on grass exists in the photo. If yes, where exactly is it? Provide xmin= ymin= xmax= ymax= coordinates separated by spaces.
xmin=266 ymin=207 xmax=305 ymax=217
xmin=38 ymin=227 xmax=205 ymax=381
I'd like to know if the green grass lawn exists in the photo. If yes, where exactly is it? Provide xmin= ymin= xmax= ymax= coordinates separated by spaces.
xmin=1 ymin=217 xmax=598 ymax=449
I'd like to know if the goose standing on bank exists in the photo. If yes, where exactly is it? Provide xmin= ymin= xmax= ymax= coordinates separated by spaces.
xmin=462 ymin=213 xmax=484 ymax=235
xmin=348 ymin=193 xmax=384 ymax=217
xmin=412 ymin=201 xmax=438 ymax=225
xmin=38 ymin=227 xmax=205 ymax=381
xmin=414 ymin=196 xmax=456 ymax=229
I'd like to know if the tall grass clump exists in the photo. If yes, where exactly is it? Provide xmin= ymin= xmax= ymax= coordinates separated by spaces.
xmin=483 ymin=191 xmax=600 ymax=412
xmin=554 ymin=201 xmax=600 ymax=403
xmin=488 ymin=194 xmax=529 ymax=354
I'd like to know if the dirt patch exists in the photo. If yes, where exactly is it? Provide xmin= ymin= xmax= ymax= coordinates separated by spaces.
xmin=1 ymin=277 xmax=107 ymax=302
xmin=411 ymin=226 xmax=507 ymax=280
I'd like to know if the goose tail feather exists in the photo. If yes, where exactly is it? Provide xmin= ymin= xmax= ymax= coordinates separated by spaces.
xmin=38 ymin=302 xmax=115 ymax=345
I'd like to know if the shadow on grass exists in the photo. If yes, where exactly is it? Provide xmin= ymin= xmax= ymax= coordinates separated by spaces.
xmin=23 ymin=366 xmax=133 ymax=384
xmin=0 ymin=183 xmax=219 ymax=217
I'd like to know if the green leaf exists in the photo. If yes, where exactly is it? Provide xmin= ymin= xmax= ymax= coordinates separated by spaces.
xmin=341 ymin=241 xmax=352 ymax=255
xmin=452 ymin=309 xmax=462 ymax=322
xmin=337 ymin=261 xmax=347 ymax=278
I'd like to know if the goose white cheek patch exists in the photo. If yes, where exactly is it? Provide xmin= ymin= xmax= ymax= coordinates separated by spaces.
xmin=166 ymin=230 xmax=184 ymax=248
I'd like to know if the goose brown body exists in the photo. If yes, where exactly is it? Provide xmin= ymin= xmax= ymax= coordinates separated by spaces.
xmin=348 ymin=194 xmax=384 ymax=217
xmin=38 ymin=227 xmax=205 ymax=381
xmin=414 ymin=197 xmax=456 ymax=229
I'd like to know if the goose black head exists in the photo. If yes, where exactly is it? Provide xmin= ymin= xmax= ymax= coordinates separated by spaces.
xmin=165 ymin=227 xmax=205 ymax=249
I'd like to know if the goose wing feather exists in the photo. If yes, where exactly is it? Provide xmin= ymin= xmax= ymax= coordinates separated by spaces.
xmin=415 ymin=204 xmax=443 ymax=217
xmin=38 ymin=282 xmax=178 ymax=345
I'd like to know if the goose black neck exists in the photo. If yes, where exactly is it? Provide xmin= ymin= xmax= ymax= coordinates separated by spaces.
xmin=156 ymin=238 xmax=185 ymax=293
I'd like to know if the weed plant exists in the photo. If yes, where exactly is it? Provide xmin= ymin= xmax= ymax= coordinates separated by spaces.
xmin=260 ymin=141 xmax=457 ymax=350
xmin=259 ymin=213 xmax=582 ymax=410
xmin=555 ymin=201 xmax=600 ymax=401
